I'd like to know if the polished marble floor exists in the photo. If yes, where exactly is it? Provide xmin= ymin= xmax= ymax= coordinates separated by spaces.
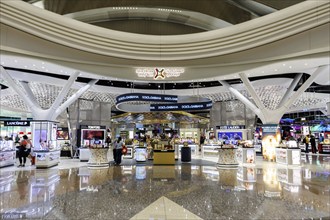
xmin=0 ymin=154 xmax=330 ymax=220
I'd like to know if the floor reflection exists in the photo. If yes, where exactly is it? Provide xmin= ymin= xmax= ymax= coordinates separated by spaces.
xmin=0 ymin=155 xmax=329 ymax=219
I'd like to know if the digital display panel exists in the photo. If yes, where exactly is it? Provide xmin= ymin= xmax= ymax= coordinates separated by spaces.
xmin=82 ymin=129 xmax=105 ymax=140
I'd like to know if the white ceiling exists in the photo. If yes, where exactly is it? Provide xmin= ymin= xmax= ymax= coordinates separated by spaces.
xmin=0 ymin=0 xmax=329 ymax=119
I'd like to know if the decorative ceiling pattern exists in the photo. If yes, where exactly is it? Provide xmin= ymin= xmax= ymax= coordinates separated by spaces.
xmin=1 ymin=82 xmax=328 ymax=117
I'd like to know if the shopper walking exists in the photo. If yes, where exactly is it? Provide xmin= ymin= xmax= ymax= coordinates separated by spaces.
xmin=303 ymin=135 xmax=310 ymax=153
xmin=114 ymin=137 xmax=124 ymax=165
xmin=18 ymin=135 xmax=32 ymax=167
xmin=310 ymin=135 xmax=317 ymax=154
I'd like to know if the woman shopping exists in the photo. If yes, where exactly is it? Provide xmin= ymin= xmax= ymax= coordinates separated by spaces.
xmin=114 ymin=137 xmax=124 ymax=165
xmin=18 ymin=135 xmax=32 ymax=167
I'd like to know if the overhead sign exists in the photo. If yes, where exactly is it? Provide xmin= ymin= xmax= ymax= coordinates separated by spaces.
xmin=150 ymin=101 xmax=212 ymax=111
xmin=116 ymin=93 xmax=178 ymax=104
xmin=116 ymin=93 xmax=212 ymax=112
xmin=136 ymin=67 xmax=184 ymax=79
xmin=261 ymin=124 xmax=279 ymax=134
xmin=216 ymin=125 xmax=245 ymax=130
xmin=4 ymin=120 xmax=30 ymax=126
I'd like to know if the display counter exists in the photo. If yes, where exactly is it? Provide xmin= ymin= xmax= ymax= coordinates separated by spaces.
xmin=236 ymin=147 xmax=256 ymax=165
xmin=87 ymin=148 xmax=109 ymax=167
xmin=35 ymin=150 xmax=60 ymax=168
xmin=318 ymin=144 xmax=330 ymax=154
xmin=135 ymin=147 xmax=147 ymax=162
xmin=275 ymin=148 xmax=301 ymax=165
xmin=0 ymin=150 xmax=16 ymax=168
xmin=123 ymin=145 xmax=134 ymax=159
xmin=0 ymin=140 xmax=16 ymax=168
xmin=202 ymin=144 xmax=220 ymax=158
xmin=153 ymin=150 xmax=175 ymax=165
xmin=79 ymin=148 xmax=90 ymax=162
xmin=217 ymin=148 xmax=238 ymax=167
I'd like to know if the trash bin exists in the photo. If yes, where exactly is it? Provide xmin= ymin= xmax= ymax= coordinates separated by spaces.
xmin=181 ymin=147 xmax=191 ymax=162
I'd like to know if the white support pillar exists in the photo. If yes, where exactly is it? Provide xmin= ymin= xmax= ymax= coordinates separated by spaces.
xmin=20 ymin=81 xmax=41 ymax=109
xmin=219 ymin=80 xmax=265 ymax=122
xmin=52 ymin=79 xmax=98 ymax=120
xmin=239 ymin=72 xmax=266 ymax=111
xmin=0 ymin=66 xmax=39 ymax=113
xmin=280 ymin=66 xmax=327 ymax=112
xmin=49 ymin=71 xmax=79 ymax=112
xmin=278 ymin=73 xmax=303 ymax=107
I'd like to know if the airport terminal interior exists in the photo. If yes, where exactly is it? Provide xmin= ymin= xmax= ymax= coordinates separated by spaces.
xmin=0 ymin=0 xmax=330 ymax=219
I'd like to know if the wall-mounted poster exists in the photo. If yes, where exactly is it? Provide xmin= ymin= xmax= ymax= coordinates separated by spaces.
xmin=57 ymin=128 xmax=69 ymax=140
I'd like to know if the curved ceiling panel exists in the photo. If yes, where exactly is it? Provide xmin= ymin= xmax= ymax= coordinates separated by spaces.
xmin=1 ymin=0 xmax=329 ymax=61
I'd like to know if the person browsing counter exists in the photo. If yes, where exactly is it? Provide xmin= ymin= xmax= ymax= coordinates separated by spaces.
xmin=18 ymin=135 xmax=32 ymax=167
xmin=114 ymin=137 xmax=124 ymax=165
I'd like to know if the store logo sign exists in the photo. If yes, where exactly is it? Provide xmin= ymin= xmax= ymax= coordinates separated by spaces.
xmin=4 ymin=121 xmax=30 ymax=126
xmin=136 ymin=67 xmax=184 ymax=79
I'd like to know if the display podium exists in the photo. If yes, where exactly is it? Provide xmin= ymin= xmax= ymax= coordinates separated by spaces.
xmin=153 ymin=150 xmax=175 ymax=165
xmin=236 ymin=147 xmax=256 ymax=165
xmin=181 ymin=147 xmax=191 ymax=162
xmin=217 ymin=148 xmax=238 ymax=167
xmin=87 ymin=148 xmax=109 ymax=167
xmin=275 ymin=148 xmax=301 ymax=165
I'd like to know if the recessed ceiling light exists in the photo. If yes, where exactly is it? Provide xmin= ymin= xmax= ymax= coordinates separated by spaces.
xmin=289 ymin=66 xmax=292 ymax=69
xmin=14 ymin=60 xmax=18 ymax=63
xmin=282 ymin=63 xmax=286 ymax=66
xmin=42 ymin=62 xmax=45 ymax=65
xmin=261 ymin=71 xmax=265 ymax=73
xmin=32 ymin=64 xmax=36 ymax=67
xmin=41 ymin=66 xmax=45 ymax=69
xmin=274 ymin=69 xmax=278 ymax=71
xmin=304 ymin=63 xmax=308 ymax=66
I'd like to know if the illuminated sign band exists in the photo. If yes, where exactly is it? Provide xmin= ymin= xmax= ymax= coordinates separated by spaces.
xmin=116 ymin=93 xmax=212 ymax=112
xmin=116 ymin=93 xmax=178 ymax=104
xmin=216 ymin=125 xmax=245 ymax=130
xmin=136 ymin=67 xmax=184 ymax=79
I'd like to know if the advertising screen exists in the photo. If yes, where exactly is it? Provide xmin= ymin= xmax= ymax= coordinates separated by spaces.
xmin=82 ymin=129 xmax=105 ymax=140
xmin=217 ymin=132 xmax=242 ymax=144
xmin=56 ymin=128 xmax=69 ymax=140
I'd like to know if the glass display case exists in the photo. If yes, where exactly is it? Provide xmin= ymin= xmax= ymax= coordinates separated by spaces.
xmin=135 ymin=147 xmax=147 ymax=162
xmin=0 ymin=139 xmax=16 ymax=168
xmin=31 ymin=121 xmax=60 ymax=168
xmin=201 ymin=144 xmax=220 ymax=158
xmin=275 ymin=147 xmax=301 ymax=165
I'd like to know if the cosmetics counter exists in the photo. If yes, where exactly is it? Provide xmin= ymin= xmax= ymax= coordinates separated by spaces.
xmin=318 ymin=139 xmax=330 ymax=153
xmin=31 ymin=121 xmax=60 ymax=169
xmin=275 ymin=140 xmax=301 ymax=165
xmin=153 ymin=150 xmax=175 ymax=165
xmin=201 ymin=142 xmax=221 ymax=158
xmin=0 ymin=140 xmax=16 ymax=168
xmin=236 ymin=147 xmax=256 ymax=165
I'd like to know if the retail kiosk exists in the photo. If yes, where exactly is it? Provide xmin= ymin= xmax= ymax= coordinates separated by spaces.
xmin=79 ymin=125 xmax=107 ymax=163
xmin=31 ymin=121 xmax=60 ymax=168
xmin=275 ymin=141 xmax=301 ymax=165
xmin=0 ymin=120 xmax=31 ymax=168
